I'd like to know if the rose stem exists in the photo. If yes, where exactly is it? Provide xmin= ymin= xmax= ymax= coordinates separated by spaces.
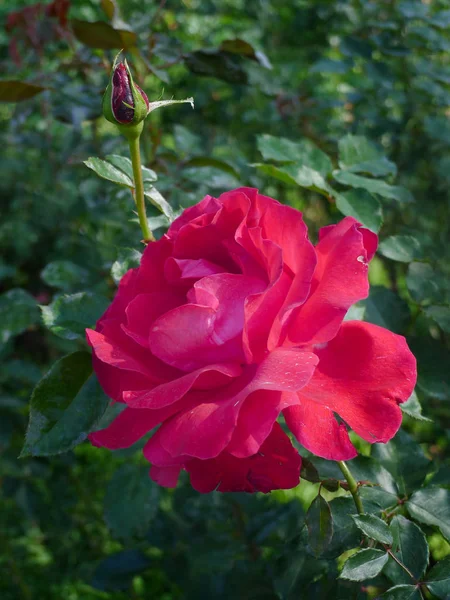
xmin=337 ymin=460 xmax=364 ymax=515
xmin=128 ymin=134 xmax=155 ymax=243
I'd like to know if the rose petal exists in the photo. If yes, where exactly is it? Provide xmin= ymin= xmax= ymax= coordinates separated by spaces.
xmin=297 ymin=321 xmax=416 ymax=444
xmin=164 ymin=257 xmax=227 ymax=286
xmin=91 ymin=354 xmax=150 ymax=402
xmin=149 ymin=465 xmax=182 ymax=488
xmin=148 ymin=303 xmax=244 ymax=371
xmin=97 ymin=268 xmax=139 ymax=329
xmin=319 ymin=218 xmax=378 ymax=261
xmin=189 ymin=273 xmax=266 ymax=344
xmin=168 ymin=195 xmax=222 ymax=237
xmin=285 ymin=217 xmax=375 ymax=346
xmin=124 ymin=362 xmax=243 ymax=409
xmin=135 ymin=235 xmax=175 ymax=296
xmin=87 ymin=321 xmax=171 ymax=382
xmin=186 ymin=422 xmax=301 ymax=493
xmin=284 ymin=398 xmax=357 ymax=460
xmin=256 ymin=196 xmax=316 ymax=275
xmin=157 ymin=348 xmax=318 ymax=460
xmin=172 ymin=191 xmax=251 ymax=270
xmin=89 ymin=405 xmax=174 ymax=449
xmin=226 ymin=389 xmax=299 ymax=458
xmin=123 ymin=291 xmax=183 ymax=348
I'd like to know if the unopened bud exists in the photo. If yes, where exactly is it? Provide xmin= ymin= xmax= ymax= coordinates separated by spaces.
xmin=103 ymin=56 xmax=149 ymax=139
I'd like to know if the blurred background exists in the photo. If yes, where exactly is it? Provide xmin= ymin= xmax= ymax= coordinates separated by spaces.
xmin=0 ymin=1 xmax=449 ymax=599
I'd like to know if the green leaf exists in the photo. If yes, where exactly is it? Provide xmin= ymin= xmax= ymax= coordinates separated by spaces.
xmin=300 ymin=457 xmax=320 ymax=484
xmin=372 ymin=429 xmax=430 ymax=495
xmin=424 ymin=556 xmax=450 ymax=599
xmin=326 ymin=497 xmax=361 ymax=557
xmin=338 ymin=135 xmax=397 ymax=177
xmin=345 ymin=303 xmax=365 ymax=321
xmin=333 ymin=171 xmax=414 ymax=203
xmin=379 ymin=585 xmax=422 ymax=600
xmin=0 ymin=288 xmax=39 ymax=344
xmin=174 ymin=124 xmax=202 ymax=156
xmin=104 ymin=464 xmax=160 ymax=542
xmin=257 ymin=134 xmax=333 ymax=176
xmin=409 ymin=338 xmax=450 ymax=401
xmin=385 ymin=516 xmax=428 ymax=584
xmin=0 ymin=81 xmax=46 ymax=102
xmin=406 ymin=488 xmax=450 ymax=542
xmin=335 ymin=189 xmax=383 ymax=232
xmin=184 ymin=49 xmax=248 ymax=84
xmin=84 ymin=157 xmax=133 ymax=188
xmin=111 ymin=248 xmax=142 ymax=285
xmin=184 ymin=157 xmax=240 ymax=179
xmin=378 ymin=235 xmax=423 ymax=262
xmin=359 ymin=487 xmax=400 ymax=514
xmin=424 ymin=305 xmax=450 ymax=332
xmin=282 ymin=164 xmax=333 ymax=195
xmin=340 ymin=548 xmax=389 ymax=581
xmin=253 ymin=163 xmax=299 ymax=186
xmin=21 ymin=352 xmax=109 ymax=457
xmin=427 ymin=9 xmax=450 ymax=29
xmin=306 ymin=494 xmax=333 ymax=556
xmin=91 ymin=549 xmax=150 ymax=591
xmin=400 ymin=391 xmax=431 ymax=422
xmin=147 ymin=214 xmax=171 ymax=231
xmin=310 ymin=58 xmax=352 ymax=74
xmin=71 ymin=19 xmax=137 ymax=49
xmin=220 ymin=38 xmax=272 ymax=69
xmin=363 ymin=286 xmax=410 ymax=333
xmin=143 ymin=184 xmax=174 ymax=221
xmin=273 ymin=538 xmax=327 ymax=600
xmin=105 ymin=154 xmax=158 ymax=184
xmin=352 ymin=514 xmax=393 ymax=545
xmin=427 ymin=465 xmax=450 ymax=488
xmin=41 ymin=292 xmax=109 ymax=340
xmin=41 ymin=260 xmax=89 ymax=291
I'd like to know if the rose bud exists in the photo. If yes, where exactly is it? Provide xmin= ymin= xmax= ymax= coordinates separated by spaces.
xmin=102 ymin=57 xmax=149 ymax=138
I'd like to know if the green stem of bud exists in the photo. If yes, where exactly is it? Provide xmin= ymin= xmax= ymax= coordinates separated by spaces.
xmin=128 ymin=134 xmax=155 ymax=243
xmin=338 ymin=461 xmax=364 ymax=515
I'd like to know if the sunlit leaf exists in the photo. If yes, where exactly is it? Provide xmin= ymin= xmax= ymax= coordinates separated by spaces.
xmin=333 ymin=171 xmax=413 ymax=203
xmin=352 ymin=514 xmax=392 ymax=545
xmin=340 ymin=548 xmax=389 ymax=581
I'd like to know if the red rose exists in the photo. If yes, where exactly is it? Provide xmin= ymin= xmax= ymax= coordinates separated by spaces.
xmin=87 ymin=187 xmax=416 ymax=493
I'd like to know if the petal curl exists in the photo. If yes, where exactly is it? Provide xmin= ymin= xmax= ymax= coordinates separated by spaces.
xmin=90 ymin=406 xmax=171 ymax=449
xmin=284 ymin=398 xmax=357 ymax=461
xmin=297 ymin=321 xmax=416 ymax=444
xmin=87 ymin=321 xmax=175 ymax=383
xmin=226 ymin=389 xmax=299 ymax=458
xmin=124 ymin=363 xmax=243 ymax=409
xmin=285 ymin=217 xmax=376 ymax=346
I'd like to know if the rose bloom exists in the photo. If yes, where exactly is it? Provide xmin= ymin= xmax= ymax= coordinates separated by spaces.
xmin=87 ymin=187 xmax=416 ymax=493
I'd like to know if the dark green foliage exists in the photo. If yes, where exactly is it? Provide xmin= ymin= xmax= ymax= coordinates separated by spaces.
xmin=1 ymin=0 xmax=449 ymax=598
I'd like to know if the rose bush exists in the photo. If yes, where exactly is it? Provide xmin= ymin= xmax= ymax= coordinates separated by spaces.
xmin=87 ymin=187 xmax=416 ymax=493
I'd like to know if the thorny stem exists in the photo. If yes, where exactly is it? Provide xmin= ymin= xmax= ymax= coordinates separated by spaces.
xmin=128 ymin=135 xmax=155 ymax=243
xmin=337 ymin=461 xmax=364 ymax=515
